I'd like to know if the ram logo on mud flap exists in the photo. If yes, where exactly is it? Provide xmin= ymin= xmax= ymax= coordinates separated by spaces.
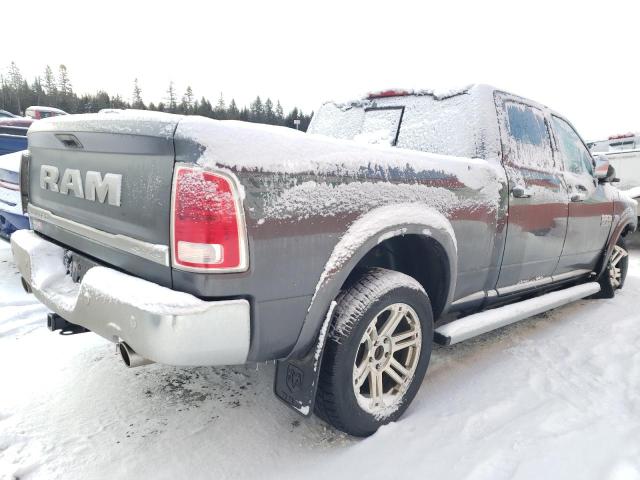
xmin=40 ymin=165 xmax=122 ymax=207
xmin=286 ymin=364 xmax=303 ymax=392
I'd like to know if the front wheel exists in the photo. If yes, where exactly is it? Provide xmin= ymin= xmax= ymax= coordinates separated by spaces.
xmin=315 ymin=268 xmax=433 ymax=437
xmin=596 ymin=237 xmax=629 ymax=298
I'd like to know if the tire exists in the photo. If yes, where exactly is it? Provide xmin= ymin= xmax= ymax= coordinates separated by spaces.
xmin=596 ymin=236 xmax=629 ymax=299
xmin=315 ymin=268 xmax=433 ymax=437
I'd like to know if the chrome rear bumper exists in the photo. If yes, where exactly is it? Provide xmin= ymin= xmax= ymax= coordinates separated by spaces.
xmin=11 ymin=229 xmax=250 ymax=366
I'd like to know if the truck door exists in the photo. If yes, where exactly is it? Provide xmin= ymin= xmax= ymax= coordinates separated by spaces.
xmin=550 ymin=115 xmax=613 ymax=273
xmin=495 ymin=94 xmax=569 ymax=293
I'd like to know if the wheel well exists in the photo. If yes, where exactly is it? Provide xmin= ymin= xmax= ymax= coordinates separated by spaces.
xmin=622 ymin=222 xmax=635 ymax=237
xmin=342 ymin=234 xmax=450 ymax=320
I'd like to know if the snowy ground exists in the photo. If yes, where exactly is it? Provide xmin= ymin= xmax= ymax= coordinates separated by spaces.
xmin=1 ymin=236 xmax=640 ymax=480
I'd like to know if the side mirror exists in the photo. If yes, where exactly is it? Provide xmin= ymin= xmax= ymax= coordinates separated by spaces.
xmin=594 ymin=155 xmax=610 ymax=180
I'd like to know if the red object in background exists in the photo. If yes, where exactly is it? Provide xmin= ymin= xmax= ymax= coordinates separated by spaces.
xmin=367 ymin=89 xmax=410 ymax=99
xmin=608 ymin=132 xmax=635 ymax=140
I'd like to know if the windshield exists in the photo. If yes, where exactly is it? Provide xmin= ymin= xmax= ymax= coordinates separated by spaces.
xmin=308 ymin=93 xmax=483 ymax=158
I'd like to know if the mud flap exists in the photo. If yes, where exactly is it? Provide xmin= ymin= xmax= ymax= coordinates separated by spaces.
xmin=274 ymin=352 xmax=321 ymax=416
xmin=275 ymin=303 xmax=338 ymax=415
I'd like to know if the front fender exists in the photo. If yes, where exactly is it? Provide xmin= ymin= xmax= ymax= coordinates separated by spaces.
xmin=596 ymin=200 xmax=637 ymax=277
xmin=274 ymin=203 xmax=457 ymax=415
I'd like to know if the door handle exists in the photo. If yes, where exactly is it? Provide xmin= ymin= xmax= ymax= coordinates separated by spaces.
xmin=571 ymin=193 xmax=586 ymax=202
xmin=512 ymin=185 xmax=532 ymax=198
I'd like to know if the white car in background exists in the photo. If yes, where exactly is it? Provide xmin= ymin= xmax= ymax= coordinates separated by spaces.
xmin=24 ymin=106 xmax=67 ymax=120
xmin=589 ymin=133 xmax=640 ymax=201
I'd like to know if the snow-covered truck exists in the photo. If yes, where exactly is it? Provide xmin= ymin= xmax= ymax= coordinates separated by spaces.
xmin=10 ymin=85 xmax=637 ymax=436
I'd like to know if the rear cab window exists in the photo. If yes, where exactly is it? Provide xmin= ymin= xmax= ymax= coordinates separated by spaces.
xmin=307 ymin=91 xmax=486 ymax=159
xmin=355 ymin=107 xmax=404 ymax=146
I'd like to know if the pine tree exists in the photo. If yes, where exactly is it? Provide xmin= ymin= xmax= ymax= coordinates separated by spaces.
xmin=264 ymin=98 xmax=274 ymax=123
xmin=58 ymin=65 xmax=72 ymax=96
xmin=213 ymin=92 xmax=226 ymax=119
xmin=8 ymin=62 xmax=23 ymax=90
xmin=197 ymin=97 xmax=213 ymax=117
xmin=166 ymin=82 xmax=177 ymax=113
xmin=0 ymin=75 xmax=7 ymax=111
xmin=43 ymin=65 xmax=57 ymax=97
xmin=275 ymin=100 xmax=284 ymax=125
xmin=228 ymin=98 xmax=239 ymax=119
xmin=181 ymin=85 xmax=194 ymax=113
xmin=112 ymin=94 xmax=127 ymax=109
xmin=8 ymin=62 xmax=23 ymax=112
xmin=132 ymin=78 xmax=144 ymax=109
xmin=57 ymin=64 xmax=74 ymax=112
xmin=32 ymin=77 xmax=45 ymax=105
xmin=250 ymin=96 xmax=264 ymax=123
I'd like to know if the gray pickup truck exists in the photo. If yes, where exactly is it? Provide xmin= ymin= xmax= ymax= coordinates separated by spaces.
xmin=11 ymin=85 xmax=636 ymax=436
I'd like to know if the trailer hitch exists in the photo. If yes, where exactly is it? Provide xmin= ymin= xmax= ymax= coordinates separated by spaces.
xmin=47 ymin=313 xmax=89 ymax=335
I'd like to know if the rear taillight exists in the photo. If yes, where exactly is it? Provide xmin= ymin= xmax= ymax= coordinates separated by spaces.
xmin=171 ymin=165 xmax=248 ymax=272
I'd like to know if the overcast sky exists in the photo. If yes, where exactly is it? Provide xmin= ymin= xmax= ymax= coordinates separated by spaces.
xmin=3 ymin=0 xmax=638 ymax=140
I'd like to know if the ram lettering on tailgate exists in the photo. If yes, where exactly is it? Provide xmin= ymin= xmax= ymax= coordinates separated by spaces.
xmin=39 ymin=165 xmax=122 ymax=206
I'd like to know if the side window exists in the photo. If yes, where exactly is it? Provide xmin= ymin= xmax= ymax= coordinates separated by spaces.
xmin=551 ymin=116 xmax=594 ymax=176
xmin=503 ymin=101 xmax=554 ymax=171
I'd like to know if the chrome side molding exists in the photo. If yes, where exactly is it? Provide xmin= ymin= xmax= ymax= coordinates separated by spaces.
xmin=27 ymin=203 xmax=170 ymax=266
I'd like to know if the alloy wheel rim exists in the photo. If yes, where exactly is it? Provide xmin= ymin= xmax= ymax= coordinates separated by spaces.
xmin=352 ymin=303 xmax=422 ymax=415
xmin=608 ymin=244 xmax=628 ymax=289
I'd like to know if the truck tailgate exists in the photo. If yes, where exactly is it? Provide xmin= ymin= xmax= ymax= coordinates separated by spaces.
xmin=26 ymin=112 xmax=180 ymax=286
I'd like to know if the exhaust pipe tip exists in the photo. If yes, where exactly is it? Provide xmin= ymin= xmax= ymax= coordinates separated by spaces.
xmin=118 ymin=342 xmax=153 ymax=368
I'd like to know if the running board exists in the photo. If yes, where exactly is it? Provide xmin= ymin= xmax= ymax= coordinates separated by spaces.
xmin=434 ymin=282 xmax=601 ymax=346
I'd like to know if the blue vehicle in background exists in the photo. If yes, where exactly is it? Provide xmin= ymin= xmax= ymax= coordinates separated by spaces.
xmin=0 ymin=116 xmax=31 ymax=155
xmin=0 ymin=126 xmax=28 ymax=155
xmin=0 ymin=150 xmax=28 ymax=237
xmin=0 ymin=115 xmax=33 ymax=236
xmin=0 ymin=108 xmax=66 ymax=236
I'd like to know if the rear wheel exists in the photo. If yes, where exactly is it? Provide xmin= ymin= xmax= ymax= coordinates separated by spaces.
xmin=315 ymin=268 xmax=433 ymax=437
xmin=596 ymin=237 xmax=629 ymax=298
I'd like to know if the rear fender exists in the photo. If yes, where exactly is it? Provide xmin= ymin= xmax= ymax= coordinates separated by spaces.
xmin=274 ymin=203 xmax=457 ymax=415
